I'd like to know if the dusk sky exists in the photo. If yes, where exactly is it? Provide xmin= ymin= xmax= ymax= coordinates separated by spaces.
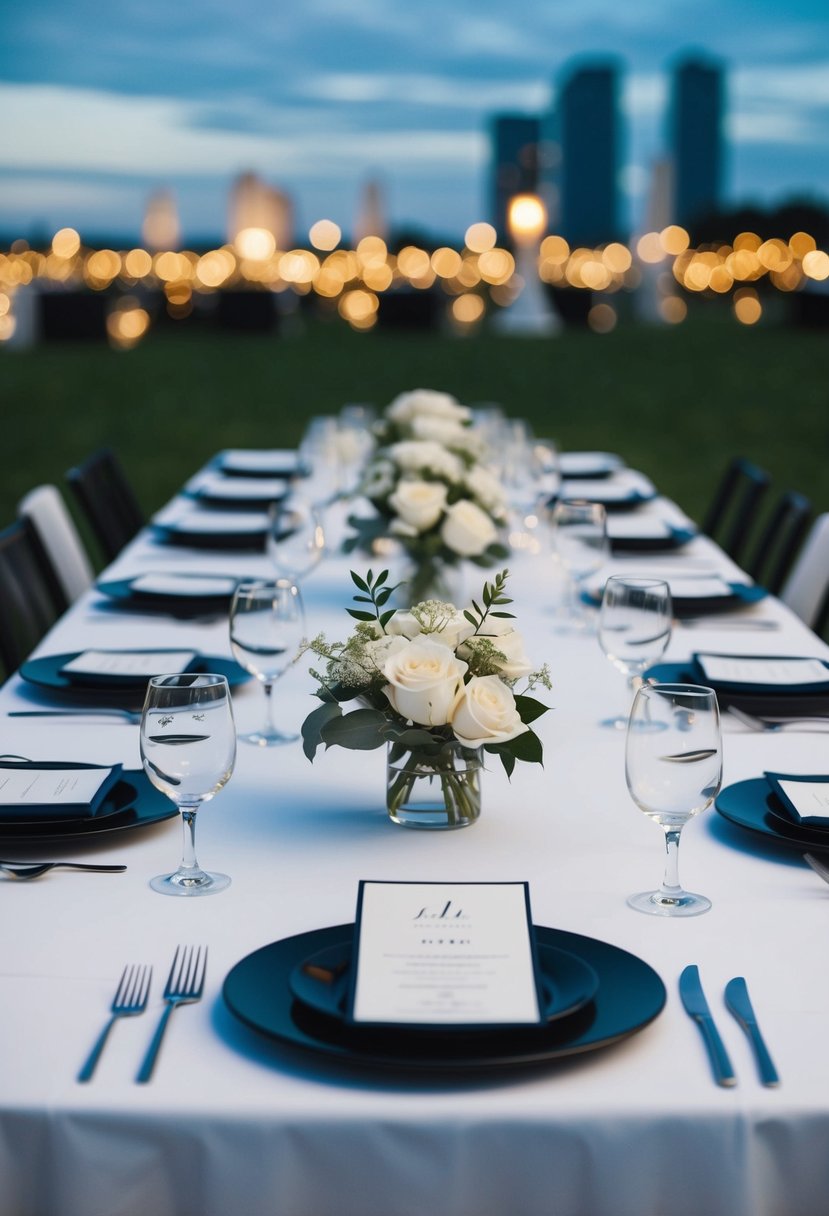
xmin=2 ymin=0 xmax=828 ymax=244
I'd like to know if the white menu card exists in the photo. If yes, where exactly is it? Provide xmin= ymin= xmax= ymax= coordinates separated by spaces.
xmin=0 ymin=765 xmax=120 ymax=818
xmin=696 ymin=655 xmax=829 ymax=687
xmin=766 ymin=773 xmax=829 ymax=826
xmin=131 ymin=574 xmax=237 ymax=598
xmin=62 ymin=650 xmax=197 ymax=677
xmin=349 ymin=881 xmax=543 ymax=1027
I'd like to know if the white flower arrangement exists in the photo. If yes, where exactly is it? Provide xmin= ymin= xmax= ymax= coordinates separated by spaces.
xmin=345 ymin=389 xmax=509 ymax=590
xmin=301 ymin=568 xmax=551 ymax=781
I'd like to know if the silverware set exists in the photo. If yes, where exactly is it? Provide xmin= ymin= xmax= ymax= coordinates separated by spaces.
xmin=0 ymin=860 xmax=126 ymax=880
xmin=78 ymin=945 xmax=206 ymax=1083
xmin=679 ymin=964 xmax=780 ymax=1087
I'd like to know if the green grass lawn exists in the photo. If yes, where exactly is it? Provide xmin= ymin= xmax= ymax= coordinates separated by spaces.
xmin=2 ymin=306 xmax=827 ymax=567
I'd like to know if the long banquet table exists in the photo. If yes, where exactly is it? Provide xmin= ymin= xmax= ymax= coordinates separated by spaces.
xmin=1 ymin=455 xmax=828 ymax=1216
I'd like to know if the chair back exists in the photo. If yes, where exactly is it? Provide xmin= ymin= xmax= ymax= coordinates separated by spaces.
xmin=745 ymin=491 xmax=812 ymax=594
xmin=18 ymin=484 xmax=95 ymax=605
xmin=0 ymin=518 xmax=64 ymax=677
xmin=702 ymin=457 xmax=771 ymax=563
xmin=780 ymin=512 xmax=829 ymax=634
xmin=66 ymin=448 xmax=144 ymax=563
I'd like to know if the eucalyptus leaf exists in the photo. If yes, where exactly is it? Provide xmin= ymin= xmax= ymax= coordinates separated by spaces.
xmin=302 ymin=701 xmax=343 ymax=761
xmin=320 ymin=707 xmax=389 ymax=750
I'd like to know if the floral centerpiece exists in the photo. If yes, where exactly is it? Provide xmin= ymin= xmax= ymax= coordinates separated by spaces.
xmin=344 ymin=389 xmax=509 ymax=603
xmin=301 ymin=568 xmax=551 ymax=829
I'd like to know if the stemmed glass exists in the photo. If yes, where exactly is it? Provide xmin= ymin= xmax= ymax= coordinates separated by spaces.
xmin=268 ymin=497 xmax=326 ymax=585
xmin=551 ymin=499 xmax=610 ymax=630
xmin=598 ymin=576 xmax=673 ymax=728
xmin=229 ymin=579 xmax=305 ymax=746
xmin=140 ymin=673 xmax=236 ymax=897
xmin=625 ymin=683 xmax=722 ymax=917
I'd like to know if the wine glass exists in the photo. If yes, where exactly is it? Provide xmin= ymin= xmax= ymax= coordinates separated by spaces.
xmin=598 ymin=576 xmax=673 ymax=728
xmin=229 ymin=579 xmax=305 ymax=746
xmin=268 ymin=496 xmax=325 ymax=584
xmin=625 ymin=683 xmax=722 ymax=917
xmin=551 ymin=499 xmax=610 ymax=630
xmin=140 ymin=673 xmax=236 ymax=897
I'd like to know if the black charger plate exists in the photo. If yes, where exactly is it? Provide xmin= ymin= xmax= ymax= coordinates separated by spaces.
xmin=0 ymin=770 xmax=176 ymax=841
xmin=223 ymin=924 xmax=666 ymax=1072
xmin=19 ymin=651 xmax=249 ymax=702
xmin=646 ymin=660 xmax=829 ymax=717
xmin=96 ymin=575 xmax=237 ymax=616
xmin=716 ymin=777 xmax=829 ymax=851
xmin=151 ymin=522 xmax=268 ymax=551
xmin=609 ymin=525 xmax=697 ymax=553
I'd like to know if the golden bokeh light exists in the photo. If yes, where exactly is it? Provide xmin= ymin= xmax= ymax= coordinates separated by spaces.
xmin=733 ymin=289 xmax=762 ymax=325
xmin=733 ymin=232 xmax=762 ymax=252
xmin=802 ymin=249 xmax=829 ymax=280
xmin=602 ymin=242 xmax=633 ymax=274
xmin=0 ymin=314 xmax=17 ymax=342
xmin=507 ymin=194 xmax=547 ymax=243
xmin=196 ymin=248 xmax=236 ymax=288
xmin=52 ymin=227 xmax=81 ymax=259
xmin=123 ymin=248 xmax=153 ymax=279
xmin=235 ymin=227 xmax=276 ymax=261
xmin=356 ymin=236 xmax=388 ymax=268
xmin=659 ymin=296 xmax=687 ymax=324
xmin=636 ymin=232 xmax=665 ymax=264
xmin=106 ymin=298 xmax=151 ymax=349
xmin=431 ymin=247 xmax=462 ymax=278
xmin=587 ymin=302 xmax=617 ymax=333
xmin=308 ymin=220 xmax=342 ymax=251
xmin=789 ymin=231 xmax=816 ymax=260
xmin=279 ymin=249 xmax=320 ymax=284
xmin=477 ymin=248 xmax=515 ymax=285
xmin=464 ymin=222 xmax=497 ymax=253
xmin=659 ymin=226 xmax=690 ymax=256
xmin=397 ymin=246 xmax=432 ymax=279
xmin=451 ymin=294 xmax=485 ymax=325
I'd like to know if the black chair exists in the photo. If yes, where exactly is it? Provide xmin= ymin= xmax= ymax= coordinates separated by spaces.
xmin=66 ymin=448 xmax=145 ymax=564
xmin=745 ymin=490 xmax=813 ymax=594
xmin=702 ymin=457 xmax=771 ymax=564
xmin=0 ymin=517 xmax=66 ymax=678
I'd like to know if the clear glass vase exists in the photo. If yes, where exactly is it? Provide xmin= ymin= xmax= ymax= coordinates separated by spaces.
xmin=400 ymin=557 xmax=465 ymax=607
xmin=386 ymin=742 xmax=482 ymax=829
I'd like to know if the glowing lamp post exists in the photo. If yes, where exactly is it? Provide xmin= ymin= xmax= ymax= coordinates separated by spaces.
xmin=495 ymin=193 xmax=560 ymax=335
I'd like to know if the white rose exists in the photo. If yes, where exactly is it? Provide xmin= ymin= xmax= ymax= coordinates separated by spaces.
xmin=388 ymin=440 xmax=464 ymax=483
xmin=463 ymin=626 xmax=533 ymax=680
xmin=409 ymin=415 xmax=470 ymax=448
xmin=450 ymin=676 xmax=529 ymax=748
xmin=388 ymin=606 xmax=476 ymax=649
xmin=465 ymin=464 xmax=507 ymax=514
xmin=386 ymin=389 xmax=470 ymax=426
xmin=388 ymin=479 xmax=448 ymax=532
xmin=440 ymin=498 xmax=498 ymax=557
xmin=383 ymin=636 xmax=468 ymax=726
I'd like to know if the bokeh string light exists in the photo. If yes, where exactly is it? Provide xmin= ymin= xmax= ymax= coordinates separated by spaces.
xmin=0 ymin=219 xmax=826 ymax=346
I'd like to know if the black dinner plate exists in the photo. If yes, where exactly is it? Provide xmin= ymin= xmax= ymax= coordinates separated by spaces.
xmin=599 ymin=581 xmax=765 ymax=619
xmin=214 ymin=452 xmax=299 ymax=479
xmin=96 ymin=575 xmax=238 ymax=615
xmin=559 ymin=451 xmax=624 ymax=479
xmin=609 ymin=525 xmax=697 ymax=553
xmin=289 ymin=941 xmax=599 ymax=1027
xmin=151 ymin=521 xmax=268 ymax=551
xmin=19 ymin=651 xmax=249 ymax=703
xmin=186 ymin=486 xmax=288 ymax=511
xmin=715 ymin=777 xmax=829 ymax=852
xmin=646 ymin=660 xmax=829 ymax=717
xmin=222 ymin=924 xmax=666 ymax=1072
xmin=0 ymin=770 xmax=176 ymax=841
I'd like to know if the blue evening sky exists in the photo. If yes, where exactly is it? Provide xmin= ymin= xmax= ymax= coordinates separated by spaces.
xmin=1 ymin=0 xmax=828 ymax=244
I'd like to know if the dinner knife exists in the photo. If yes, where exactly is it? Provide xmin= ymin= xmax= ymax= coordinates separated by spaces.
xmin=724 ymin=977 xmax=780 ymax=1087
xmin=679 ymin=965 xmax=737 ymax=1087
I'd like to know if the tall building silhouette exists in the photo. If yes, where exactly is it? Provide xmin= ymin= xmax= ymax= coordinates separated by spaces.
xmin=669 ymin=55 xmax=725 ymax=232
xmin=490 ymin=115 xmax=541 ymax=239
xmin=545 ymin=61 xmax=622 ymax=247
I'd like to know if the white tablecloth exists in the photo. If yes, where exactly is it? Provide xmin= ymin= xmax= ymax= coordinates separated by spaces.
xmin=2 ymin=468 xmax=828 ymax=1216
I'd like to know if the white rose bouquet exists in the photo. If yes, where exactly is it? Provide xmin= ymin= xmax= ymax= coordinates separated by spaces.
xmin=345 ymin=389 xmax=509 ymax=600
xmin=301 ymin=568 xmax=551 ymax=822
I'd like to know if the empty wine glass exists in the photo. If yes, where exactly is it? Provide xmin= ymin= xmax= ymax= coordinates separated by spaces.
xmin=625 ymin=683 xmax=722 ymax=917
xmin=140 ymin=673 xmax=236 ymax=897
xmin=229 ymin=579 xmax=305 ymax=746
xmin=598 ymin=576 xmax=673 ymax=728
xmin=551 ymin=499 xmax=610 ymax=630
xmin=268 ymin=496 xmax=325 ymax=584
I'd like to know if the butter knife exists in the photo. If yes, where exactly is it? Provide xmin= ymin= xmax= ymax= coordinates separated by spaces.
xmin=724 ymin=977 xmax=780 ymax=1087
xmin=679 ymin=965 xmax=737 ymax=1087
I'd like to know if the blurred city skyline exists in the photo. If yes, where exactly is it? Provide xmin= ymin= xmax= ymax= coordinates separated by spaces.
xmin=2 ymin=0 xmax=828 ymax=245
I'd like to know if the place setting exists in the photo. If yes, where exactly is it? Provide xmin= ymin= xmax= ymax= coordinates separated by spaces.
xmin=184 ymin=471 xmax=291 ymax=511
xmin=715 ymin=770 xmax=829 ymax=855
xmin=221 ymin=880 xmax=668 ymax=1074
xmin=93 ymin=571 xmax=243 ymax=619
xmin=647 ymin=652 xmax=829 ymax=721
xmin=558 ymin=468 xmax=657 ymax=511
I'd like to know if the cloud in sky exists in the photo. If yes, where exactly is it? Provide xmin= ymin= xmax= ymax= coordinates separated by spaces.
xmin=1 ymin=0 xmax=828 ymax=240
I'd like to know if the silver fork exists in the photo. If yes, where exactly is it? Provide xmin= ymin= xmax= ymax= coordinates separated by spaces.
xmin=136 ymin=945 xmax=207 ymax=1083
xmin=77 ymin=964 xmax=152 ymax=1082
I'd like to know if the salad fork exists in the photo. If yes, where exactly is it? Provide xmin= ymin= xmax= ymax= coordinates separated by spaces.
xmin=136 ymin=945 xmax=207 ymax=1083
xmin=77 ymin=963 xmax=152 ymax=1082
